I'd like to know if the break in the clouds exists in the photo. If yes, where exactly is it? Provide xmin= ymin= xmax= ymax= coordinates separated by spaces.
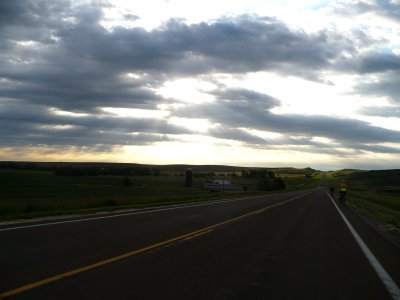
xmin=173 ymin=87 xmax=400 ymax=144
xmin=0 ymin=0 xmax=399 ymax=170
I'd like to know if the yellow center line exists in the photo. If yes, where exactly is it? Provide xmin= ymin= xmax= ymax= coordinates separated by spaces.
xmin=184 ymin=229 xmax=214 ymax=240
xmin=0 ymin=192 xmax=311 ymax=299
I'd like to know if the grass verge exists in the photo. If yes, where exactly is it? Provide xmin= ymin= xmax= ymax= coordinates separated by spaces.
xmin=348 ymin=191 xmax=400 ymax=229
xmin=0 ymin=169 xmax=319 ymax=221
xmin=324 ymin=170 xmax=400 ymax=234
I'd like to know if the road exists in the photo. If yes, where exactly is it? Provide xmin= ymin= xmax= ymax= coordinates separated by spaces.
xmin=1 ymin=188 xmax=399 ymax=299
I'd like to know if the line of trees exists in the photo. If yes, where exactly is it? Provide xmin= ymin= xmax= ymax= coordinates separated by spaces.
xmin=53 ymin=166 xmax=161 ymax=177
xmin=257 ymin=178 xmax=286 ymax=191
xmin=241 ymin=169 xmax=286 ymax=191
xmin=241 ymin=169 xmax=276 ymax=178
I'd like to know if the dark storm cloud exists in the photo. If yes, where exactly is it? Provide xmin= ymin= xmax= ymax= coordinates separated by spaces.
xmin=0 ymin=0 xmax=398 ymax=156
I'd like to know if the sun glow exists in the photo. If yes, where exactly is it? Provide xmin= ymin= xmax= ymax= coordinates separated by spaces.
xmin=157 ymin=79 xmax=216 ymax=104
xmin=102 ymin=107 xmax=170 ymax=119
xmin=168 ymin=117 xmax=211 ymax=133
xmin=50 ymin=108 xmax=89 ymax=117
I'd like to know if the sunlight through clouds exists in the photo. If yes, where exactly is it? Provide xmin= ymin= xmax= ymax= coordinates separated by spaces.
xmin=168 ymin=117 xmax=211 ymax=133
xmin=1 ymin=0 xmax=399 ymax=170
xmin=157 ymin=79 xmax=216 ymax=104
xmin=102 ymin=107 xmax=170 ymax=119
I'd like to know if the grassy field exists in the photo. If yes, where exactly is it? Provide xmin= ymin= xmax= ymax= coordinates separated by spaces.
xmin=0 ymin=165 xmax=319 ymax=221
xmin=5 ymin=163 xmax=398 ymax=232
xmin=325 ymin=170 xmax=400 ymax=231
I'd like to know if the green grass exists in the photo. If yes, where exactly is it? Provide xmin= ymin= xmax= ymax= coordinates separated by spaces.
xmin=324 ymin=170 xmax=400 ymax=230
xmin=5 ymin=167 xmax=397 ymax=229
xmin=348 ymin=192 xmax=400 ymax=228
xmin=0 ymin=169 xmax=319 ymax=221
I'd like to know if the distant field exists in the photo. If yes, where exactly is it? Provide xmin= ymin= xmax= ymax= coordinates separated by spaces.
xmin=325 ymin=170 xmax=400 ymax=231
xmin=0 ymin=165 xmax=318 ymax=221
xmin=5 ymin=163 xmax=399 ymax=231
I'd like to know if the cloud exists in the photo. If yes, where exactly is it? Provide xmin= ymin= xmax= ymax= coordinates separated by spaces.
xmin=0 ymin=0 xmax=395 ymax=78
xmin=172 ymin=87 xmax=400 ymax=146
xmin=333 ymin=0 xmax=400 ymax=21
xmin=0 ymin=101 xmax=190 ymax=148
xmin=0 ymin=0 xmax=399 ymax=166
xmin=59 ymin=14 xmax=347 ymax=76
xmin=353 ymin=143 xmax=400 ymax=154
xmin=208 ymin=127 xmax=268 ymax=145
xmin=0 ymin=0 xmax=369 ymax=116
xmin=354 ymin=52 xmax=400 ymax=74
xmin=358 ymin=105 xmax=400 ymax=117
xmin=354 ymin=71 xmax=400 ymax=104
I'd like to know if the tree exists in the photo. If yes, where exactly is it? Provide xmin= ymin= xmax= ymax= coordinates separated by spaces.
xmin=257 ymin=178 xmax=285 ymax=191
xmin=247 ymin=169 xmax=275 ymax=178
xmin=123 ymin=176 xmax=131 ymax=187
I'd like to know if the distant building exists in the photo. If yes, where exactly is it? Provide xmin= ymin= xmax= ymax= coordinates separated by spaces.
xmin=185 ymin=168 xmax=193 ymax=187
xmin=204 ymin=179 xmax=243 ymax=191
xmin=213 ymin=179 xmax=231 ymax=185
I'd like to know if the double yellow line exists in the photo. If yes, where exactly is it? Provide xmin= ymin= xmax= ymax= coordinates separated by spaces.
xmin=0 ymin=193 xmax=309 ymax=299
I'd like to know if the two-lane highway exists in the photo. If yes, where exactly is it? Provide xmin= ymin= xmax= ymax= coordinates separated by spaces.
xmin=1 ymin=189 xmax=399 ymax=299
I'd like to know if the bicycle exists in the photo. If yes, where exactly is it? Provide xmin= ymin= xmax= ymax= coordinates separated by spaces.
xmin=338 ymin=191 xmax=346 ymax=207
xmin=329 ymin=185 xmax=335 ymax=196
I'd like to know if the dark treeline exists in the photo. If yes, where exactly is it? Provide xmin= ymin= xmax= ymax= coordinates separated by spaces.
xmin=53 ymin=166 xmax=161 ymax=177
xmin=0 ymin=161 xmax=317 ymax=179
xmin=257 ymin=178 xmax=286 ymax=191
xmin=241 ymin=169 xmax=276 ymax=178
xmin=0 ymin=161 xmax=55 ymax=170
xmin=0 ymin=161 xmax=161 ymax=177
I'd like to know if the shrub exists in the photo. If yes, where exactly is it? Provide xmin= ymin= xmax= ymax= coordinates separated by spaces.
xmin=257 ymin=178 xmax=285 ymax=191
xmin=123 ymin=176 xmax=131 ymax=187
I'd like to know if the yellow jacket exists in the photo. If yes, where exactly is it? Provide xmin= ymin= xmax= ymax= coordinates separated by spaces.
xmin=339 ymin=182 xmax=348 ymax=192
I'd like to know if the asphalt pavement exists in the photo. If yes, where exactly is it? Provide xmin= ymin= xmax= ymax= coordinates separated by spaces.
xmin=1 ymin=188 xmax=399 ymax=299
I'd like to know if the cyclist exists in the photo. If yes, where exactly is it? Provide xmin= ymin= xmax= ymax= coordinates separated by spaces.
xmin=339 ymin=180 xmax=348 ymax=206
xmin=329 ymin=184 xmax=335 ymax=195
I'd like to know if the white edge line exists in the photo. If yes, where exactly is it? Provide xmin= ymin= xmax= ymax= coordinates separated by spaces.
xmin=327 ymin=192 xmax=400 ymax=300
xmin=0 ymin=193 xmax=289 ymax=232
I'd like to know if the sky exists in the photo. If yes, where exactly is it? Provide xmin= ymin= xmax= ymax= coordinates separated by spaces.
xmin=0 ymin=0 xmax=399 ymax=170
